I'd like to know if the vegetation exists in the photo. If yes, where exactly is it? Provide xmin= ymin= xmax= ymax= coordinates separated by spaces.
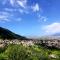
xmin=0 ymin=44 xmax=60 ymax=60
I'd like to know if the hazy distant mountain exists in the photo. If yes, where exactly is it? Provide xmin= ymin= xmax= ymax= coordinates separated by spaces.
xmin=0 ymin=27 xmax=27 ymax=40
xmin=53 ymin=33 xmax=60 ymax=36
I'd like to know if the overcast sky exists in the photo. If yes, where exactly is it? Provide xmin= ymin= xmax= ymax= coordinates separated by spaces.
xmin=0 ymin=0 xmax=60 ymax=37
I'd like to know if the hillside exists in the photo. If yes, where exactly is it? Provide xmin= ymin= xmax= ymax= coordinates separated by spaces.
xmin=0 ymin=27 xmax=27 ymax=40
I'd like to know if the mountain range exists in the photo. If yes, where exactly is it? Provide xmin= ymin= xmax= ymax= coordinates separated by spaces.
xmin=0 ymin=27 xmax=27 ymax=40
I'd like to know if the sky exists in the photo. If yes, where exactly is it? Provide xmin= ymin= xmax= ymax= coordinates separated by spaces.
xmin=0 ymin=0 xmax=60 ymax=37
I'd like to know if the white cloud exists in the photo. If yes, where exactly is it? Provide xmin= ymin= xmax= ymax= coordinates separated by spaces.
xmin=2 ymin=0 xmax=15 ymax=6
xmin=5 ymin=8 xmax=14 ymax=12
xmin=5 ymin=8 xmax=28 ymax=14
xmin=0 ymin=15 xmax=7 ymax=19
xmin=1 ymin=0 xmax=42 ymax=21
xmin=2 ymin=0 xmax=27 ymax=9
xmin=0 ymin=15 xmax=9 ymax=21
xmin=19 ymin=9 xmax=29 ymax=14
xmin=4 ymin=0 xmax=28 ymax=14
xmin=5 ymin=8 xmax=11 ymax=11
xmin=10 ymin=0 xmax=15 ymax=6
xmin=38 ymin=14 xmax=47 ymax=22
xmin=32 ymin=3 xmax=40 ymax=12
xmin=19 ymin=9 xmax=24 ymax=13
xmin=0 ymin=11 xmax=12 ymax=22
xmin=43 ymin=22 xmax=60 ymax=34
xmin=0 ymin=11 xmax=23 ymax=23
xmin=2 ymin=0 xmax=41 ymax=15
xmin=17 ymin=0 xmax=27 ymax=8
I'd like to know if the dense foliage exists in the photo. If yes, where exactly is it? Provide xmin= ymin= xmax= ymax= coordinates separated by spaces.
xmin=0 ymin=44 xmax=60 ymax=60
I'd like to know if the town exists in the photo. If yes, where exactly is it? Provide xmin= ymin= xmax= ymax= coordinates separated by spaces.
xmin=0 ymin=39 xmax=60 ymax=49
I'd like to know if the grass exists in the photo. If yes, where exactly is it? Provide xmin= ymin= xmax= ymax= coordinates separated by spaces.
xmin=0 ymin=44 xmax=60 ymax=60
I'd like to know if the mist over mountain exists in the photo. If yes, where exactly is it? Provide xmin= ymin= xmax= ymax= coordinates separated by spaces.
xmin=52 ymin=33 xmax=60 ymax=36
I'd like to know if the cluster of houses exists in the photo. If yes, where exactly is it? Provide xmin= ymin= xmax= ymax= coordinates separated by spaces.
xmin=0 ymin=39 xmax=34 ymax=47
xmin=0 ymin=38 xmax=60 ymax=49
xmin=34 ymin=39 xmax=60 ymax=49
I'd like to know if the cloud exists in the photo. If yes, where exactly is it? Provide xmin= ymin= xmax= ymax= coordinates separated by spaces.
xmin=5 ymin=8 xmax=15 ymax=12
xmin=5 ymin=8 xmax=28 ymax=15
xmin=2 ymin=0 xmax=27 ymax=8
xmin=0 ymin=15 xmax=9 ymax=22
xmin=2 ymin=0 xmax=41 ymax=14
xmin=32 ymin=3 xmax=40 ymax=12
xmin=1 ymin=0 xmax=42 ymax=21
xmin=1 ymin=0 xmax=14 ymax=6
xmin=38 ymin=14 xmax=47 ymax=22
xmin=0 ymin=11 xmax=12 ymax=22
xmin=17 ymin=0 xmax=27 ymax=8
xmin=4 ymin=0 xmax=28 ymax=14
xmin=5 ymin=8 xmax=19 ymax=13
xmin=0 ymin=11 xmax=22 ymax=23
xmin=10 ymin=0 xmax=15 ymax=6
xmin=19 ymin=9 xmax=24 ymax=13
xmin=19 ymin=9 xmax=29 ymax=14
xmin=0 ymin=11 xmax=23 ymax=23
xmin=43 ymin=22 xmax=60 ymax=34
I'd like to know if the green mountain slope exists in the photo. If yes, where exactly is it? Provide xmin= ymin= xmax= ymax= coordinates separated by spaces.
xmin=0 ymin=27 xmax=27 ymax=40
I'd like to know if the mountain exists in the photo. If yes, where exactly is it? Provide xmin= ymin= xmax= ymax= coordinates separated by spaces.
xmin=53 ymin=33 xmax=60 ymax=36
xmin=0 ymin=27 xmax=27 ymax=40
